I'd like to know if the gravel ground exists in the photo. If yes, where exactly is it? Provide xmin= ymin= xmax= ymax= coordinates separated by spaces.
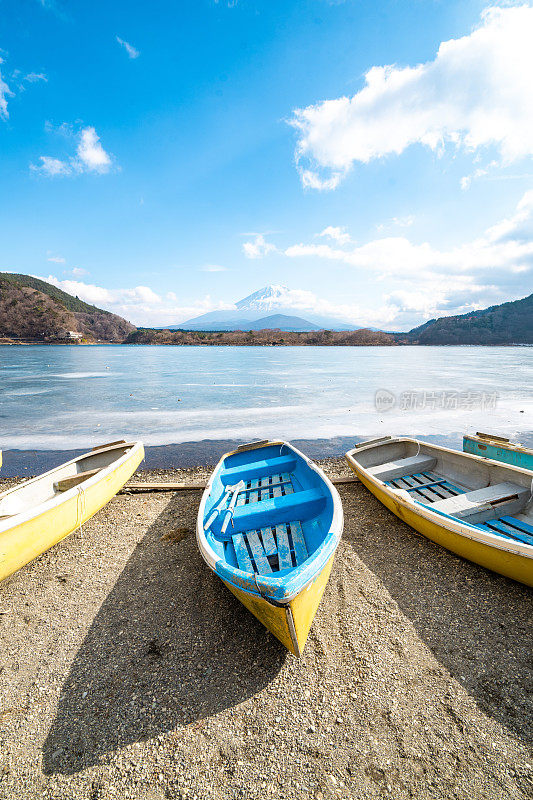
xmin=0 ymin=458 xmax=531 ymax=799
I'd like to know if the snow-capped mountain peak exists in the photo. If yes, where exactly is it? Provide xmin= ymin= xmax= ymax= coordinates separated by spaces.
xmin=235 ymin=285 xmax=291 ymax=312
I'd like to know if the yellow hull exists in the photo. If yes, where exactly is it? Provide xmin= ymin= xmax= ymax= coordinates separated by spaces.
xmin=0 ymin=445 xmax=143 ymax=582
xmin=222 ymin=554 xmax=335 ymax=656
xmin=349 ymin=463 xmax=533 ymax=587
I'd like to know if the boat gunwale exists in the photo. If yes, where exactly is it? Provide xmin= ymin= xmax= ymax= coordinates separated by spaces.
xmin=196 ymin=439 xmax=343 ymax=603
xmin=0 ymin=441 xmax=143 ymax=533
xmin=464 ymin=434 xmax=533 ymax=456
xmin=345 ymin=437 xmax=533 ymax=560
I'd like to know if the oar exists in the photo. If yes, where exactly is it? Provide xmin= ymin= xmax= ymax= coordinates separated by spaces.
xmin=204 ymin=483 xmax=236 ymax=531
xmin=221 ymin=480 xmax=245 ymax=535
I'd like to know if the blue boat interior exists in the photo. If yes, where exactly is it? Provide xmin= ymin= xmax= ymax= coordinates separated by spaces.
xmin=384 ymin=470 xmax=533 ymax=546
xmin=203 ymin=444 xmax=334 ymax=576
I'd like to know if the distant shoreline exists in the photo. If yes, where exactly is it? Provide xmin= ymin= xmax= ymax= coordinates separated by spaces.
xmin=0 ymin=340 xmax=531 ymax=348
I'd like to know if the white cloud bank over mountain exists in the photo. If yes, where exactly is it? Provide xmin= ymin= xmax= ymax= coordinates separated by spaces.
xmin=283 ymin=189 xmax=533 ymax=326
xmin=38 ymin=191 xmax=533 ymax=329
xmin=40 ymin=275 xmax=235 ymax=327
xmin=291 ymin=4 xmax=533 ymax=189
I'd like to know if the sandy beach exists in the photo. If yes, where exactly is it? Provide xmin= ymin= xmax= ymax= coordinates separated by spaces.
xmin=0 ymin=458 xmax=531 ymax=799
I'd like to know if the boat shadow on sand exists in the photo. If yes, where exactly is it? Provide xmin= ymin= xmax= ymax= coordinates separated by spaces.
xmin=342 ymin=484 xmax=533 ymax=746
xmin=42 ymin=493 xmax=286 ymax=776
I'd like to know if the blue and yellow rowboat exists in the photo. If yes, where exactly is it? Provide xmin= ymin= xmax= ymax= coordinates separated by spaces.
xmin=197 ymin=440 xmax=343 ymax=656
xmin=346 ymin=436 xmax=533 ymax=587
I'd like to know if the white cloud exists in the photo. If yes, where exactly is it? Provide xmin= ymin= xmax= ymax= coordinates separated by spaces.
xmin=31 ymin=156 xmax=72 ymax=177
xmin=31 ymin=126 xmax=113 ymax=177
xmin=281 ymin=189 xmax=533 ymax=327
xmin=298 ymin=168 xmax=342 ymax=191
xmin=39 ymin=275 xmax=236 ymax=326
xmin=376 ymin=215 xmax=415 ymax=232
xmin=318 ymin=226 xmax=351 ymax=244
xmin=116 ymin=36 xmax=140 ymax=59
xmin=0 ymin=56 xmax=48 ymax=119
xmin=23 ymin=72 xmax=47 ymax=84
xmin=71 ymin=267 xmax=88 ymax=277
xmin=47 ymin=254 xmax=66 ymax=264
xmin=76 ymin=127 xmax=112 ymax=173
xmin=291 ymin=4 xmax=533 ymax=188
xmin=201 ymin=264 xmax=229 ymax=272
xmin=0 ymin=59 xmax=13 ymax=119
xmin=242 ymin=234 xmax=277 ymax=259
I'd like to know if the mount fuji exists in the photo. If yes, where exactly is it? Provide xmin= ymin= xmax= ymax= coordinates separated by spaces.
xmin=161 ymin=285 xmax=365 ymax=331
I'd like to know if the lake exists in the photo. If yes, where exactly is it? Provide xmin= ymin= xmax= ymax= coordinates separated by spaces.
xmin=0 ymin=345 xmax=531 ymax=472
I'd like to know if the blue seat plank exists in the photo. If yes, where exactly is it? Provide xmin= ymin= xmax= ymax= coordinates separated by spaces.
xmin=475 ymin=523 xmax=515 ymax=541
xmin=223 ymin=454 xmax=296 ymax=482
xmin=246 ymin=531 xmax=273 ymax=574
xmin=261 ymin=526 xmax=277 ymax=556
xmin=500 ymin=516 xmax=533 ymax=536
xmin=232 ymin=533 xmax=254 ymax=573
xmin=230 ymin=488 xmax=325 ymax=536
xmin=289 ymin=521 xmax=308 ymax=566
xmin=276 ymin=524 xmax=293 ymax=569
xmin=388 ymin=471 xmax=465 ymax=498
xmin=485 ymin=519 xmax=533 ymax=546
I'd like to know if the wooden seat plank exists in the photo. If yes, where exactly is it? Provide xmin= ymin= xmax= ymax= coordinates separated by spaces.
xmin=232 ymin=533 xmax=253 ymax=572
xmin=249 ymin=490 xmax=259 ymax=504
xmin=289 ymin=521 xmax=308 ymax=566
xmin=272 ymin=486 xmax=282 ymax=499
xmin=260 ymin=527 xmax=277 ymax=556
xmin=54 ymin=468 xmax=100 ymax=492
xmin=246 ymin=531 xmax=272 ymax=574
xmin=368 ymin=455 xmax=437 ymax=482
xmin=283 ymin=484 xmax=294 ymax=496
xmin=276 ymin=524 xmax=293 ymax=569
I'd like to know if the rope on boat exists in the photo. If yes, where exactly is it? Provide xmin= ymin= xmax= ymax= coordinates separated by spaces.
xmin=76 ymin=484 xmax=86 ymax=538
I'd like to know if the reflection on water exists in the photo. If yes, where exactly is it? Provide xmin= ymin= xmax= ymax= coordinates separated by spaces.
xmin=0 ymin=344 xmax=531 ymax=450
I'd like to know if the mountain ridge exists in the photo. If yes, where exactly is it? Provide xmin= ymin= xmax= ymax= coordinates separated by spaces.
xmin=0 ymin=272 xmax=135 ymax=342
xmin=397 ymin=293 xmax=533 ymax=345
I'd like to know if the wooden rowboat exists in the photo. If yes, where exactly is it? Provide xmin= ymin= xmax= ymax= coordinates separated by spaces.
xmin=196 ymin=440 xmax=343 ymax=656
xmin=345 ymin=436 xmax=533 ymax=587
xmin=0 ymin=441 xmax=144 ymax=582
xmin=463 ymin=431 xmax=533 ymax=470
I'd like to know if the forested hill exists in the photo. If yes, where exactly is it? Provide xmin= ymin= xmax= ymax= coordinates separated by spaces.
xmin=398 ymin=294 xmax=533 ymax=345
xmin=0 ymin=273 xmax=135 ymax=342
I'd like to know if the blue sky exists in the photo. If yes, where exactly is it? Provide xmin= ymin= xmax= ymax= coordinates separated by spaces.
xmin=1 ymin=0 xmax=532 ymax=329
